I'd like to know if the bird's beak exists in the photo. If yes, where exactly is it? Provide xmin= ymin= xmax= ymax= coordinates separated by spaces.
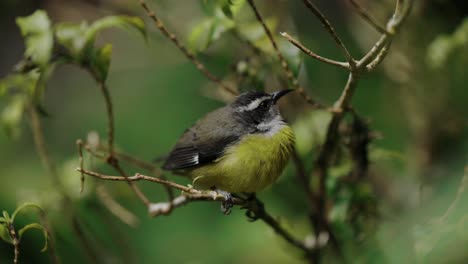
xmin=272 ymin=89 xmax=293 ymax=104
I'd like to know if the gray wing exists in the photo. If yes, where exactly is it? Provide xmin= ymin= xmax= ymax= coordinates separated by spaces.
xmin=162 ymin=107 xmax=243 ymax=170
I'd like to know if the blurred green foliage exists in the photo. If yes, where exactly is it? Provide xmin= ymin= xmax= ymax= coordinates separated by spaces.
xmin=0 ymin=0 xmax=467 ymax=263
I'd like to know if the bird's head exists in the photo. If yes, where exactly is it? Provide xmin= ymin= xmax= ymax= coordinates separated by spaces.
xmin=231 ymin=89 xmax=293 ymax=133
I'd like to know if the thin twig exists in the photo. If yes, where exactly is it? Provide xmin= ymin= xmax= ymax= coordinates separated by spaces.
xmin=358 ymin=0 xmax=412 ymax=67
xmin=365 ymin=41 xmax=391 ymax=72
xmin=77 ymin=139 xmax=85 ymax=194
xmin=71 ymin=217 xmax=100 ymax=263
xmin=280 ymin=32 xmax=350 ymax=69
xmin=97 ymin=82 xmax=115 ymax=157
xmin=137 ymin=0 xmax=237 ymax=96
xmin=301 ymin=0 xmax=356 ymax=68
xmin=347 ymin=0 xmax=388 ymax=34
xmin=77 ymin=168 xmax=194 ymax=193
xmin=38 ymin=211 xmax=60 ymax=264
xmin=439 ymin=166 xmax=468 ymax=222
xmin=247 ymin=0 xmax=298 ymax=87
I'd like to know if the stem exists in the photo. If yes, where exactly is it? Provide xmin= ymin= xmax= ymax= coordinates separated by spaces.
xmin=8 ymin=223 xmax=20 ymax=264
xmin=137 ymin=0 xmax=237 ymax=96
xmin=301 ymin=0 xmax=356 ymax=67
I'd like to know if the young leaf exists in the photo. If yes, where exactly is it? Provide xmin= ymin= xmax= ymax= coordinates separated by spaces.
xmin=55 ymin=22 xmax=90 ymax=62
xmin=0 ymin=224 xmax=13 ymax=244
xmin=427 ymin=18 xmax=468 ymax=69
xmin=188 ymin=12 xmax=235 ymax=53
xmin=16 ymin=10 xmax=53 ymax=67
xmin=90 ymin=44 xmax=113 ymax=82
xmin=1 ymin=95 xmax=27 ymax=139
xmin=221 ymin=0 xmax=246 ymax=19
xmin=85 ymin=16 xmax=146 ymax=50
xmin=18 ymin=223 xmax=48 ymax=252
xmin=11 ymin=203 xmax=45 ymax=223
xmin=2 ymin=211 xmax=10 ymax=222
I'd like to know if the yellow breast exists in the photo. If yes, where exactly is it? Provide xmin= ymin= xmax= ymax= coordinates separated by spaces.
xmin=188 ymin=126 xmax=295 ymax=193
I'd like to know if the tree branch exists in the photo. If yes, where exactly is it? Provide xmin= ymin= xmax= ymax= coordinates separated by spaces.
xmin=77 ymin=168 xmax=313 ymax=255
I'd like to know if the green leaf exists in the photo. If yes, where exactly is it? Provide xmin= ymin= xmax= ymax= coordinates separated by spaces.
xmin=427 ymin=18 xmax=468 ymax=69
xmin=11 ymin=203 xmax=45 ymax=223
xmin=1 ymin=95 xmax=27 ymax=139
xmin=85 ymin=16 xmax=146 ymax=50
xmin=0 ymin=224 xmax=13 ymax=244
xmin=89 ymin=44 xmax=113 ymax=82
xmin=55 ymin=16 xmax=145 ymax=80
xmin=16 ymin=10 xmax=53 ymax=67
xmin=18 ymin=223 xmax=48 ymax=252
xmin=2 ymin=211 xmax=10 ymax=222
xmin=55 ymin=22 xmax=89 ymax=62
xmin=188 ymin=12 xmax=235 ymax=53
xmin=238 ymin=17 xmax=278 ymax=53
xmin=292 ymin=110 xmax=332 ymax=155
xmin=277 ymin=37 xmax=302 ymax=76
xmin=221 ymin=0 xmax=246 ymax=19
xmin=0 ymin=70 xmax=40 ymax=96
xmin=0 ymin=217 xmax=5 ymax=223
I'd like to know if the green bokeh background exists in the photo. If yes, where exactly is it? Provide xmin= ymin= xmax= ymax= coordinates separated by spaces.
xmin=1 ymin=0 xmax=467 ymax=263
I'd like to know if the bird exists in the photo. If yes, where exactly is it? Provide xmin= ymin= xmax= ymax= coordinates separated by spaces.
xmin=162 ymin=89 xmax=295 ymax=214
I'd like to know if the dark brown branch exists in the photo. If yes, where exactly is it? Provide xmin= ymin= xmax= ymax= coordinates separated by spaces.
xmin=280 ymin=32 xmax=350 ymax=69
xmin=137 ymin=0 xmax=238 ymax=96
xmin=347 ymin=0 xmax=388 ymax=34
xmin=78 ymin=168 xmax=313 ymax=254
xmin=301 ymin=0 xmax=356 ymax=67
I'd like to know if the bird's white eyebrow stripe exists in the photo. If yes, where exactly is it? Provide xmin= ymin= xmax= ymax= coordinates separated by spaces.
xmin=236 ymin=96 xmax=270 ymax=112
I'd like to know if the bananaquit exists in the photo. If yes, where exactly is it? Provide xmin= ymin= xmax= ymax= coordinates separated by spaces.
xmin=162 ymin=89 xmax=295 ymax=213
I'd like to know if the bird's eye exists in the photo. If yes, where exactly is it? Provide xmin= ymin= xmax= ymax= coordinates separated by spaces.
xmin=258 ymin=100 xmax=269 ymax=109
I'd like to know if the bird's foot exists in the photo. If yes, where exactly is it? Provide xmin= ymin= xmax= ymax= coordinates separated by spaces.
xmin=214 ymin=189 xmax=234 ymax=215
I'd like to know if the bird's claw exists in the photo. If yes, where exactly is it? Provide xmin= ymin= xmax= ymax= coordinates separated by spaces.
xmin=215 ymin=190 xmax=234 ymax=215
